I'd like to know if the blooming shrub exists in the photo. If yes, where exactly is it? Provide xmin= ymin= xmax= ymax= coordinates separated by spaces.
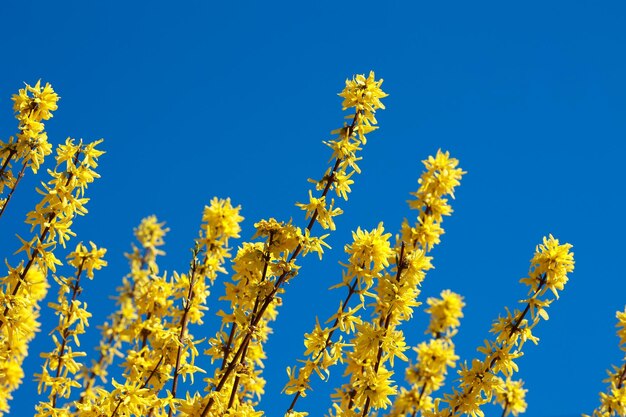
xmin=0 ymin=73 xmax=622 ymax=417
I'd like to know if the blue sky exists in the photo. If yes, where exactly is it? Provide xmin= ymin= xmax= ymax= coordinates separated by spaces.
xmin=2 ymin=1 xmax=626 ymax=416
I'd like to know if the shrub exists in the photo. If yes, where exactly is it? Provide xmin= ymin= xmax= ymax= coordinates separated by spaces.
xmin=0 ymin=73 xmax=622 ymax=417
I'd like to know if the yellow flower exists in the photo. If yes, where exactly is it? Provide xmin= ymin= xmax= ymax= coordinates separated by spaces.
xmin=425 ymin=290 xmax=465 ymax=336
xmin=203 ymin=197 xmax=244 ymax=242
xmin=523 ymin=234 xmax=575 ymax=299
xmin=343 ymin=222 xmax=393 ymax=284
xmin=493 ymin=377 xmax=527 ymax=417
xmin=67 ymin=242 xmax=107 ymax=279
xmin=12 ymin=80 xmax=59 ymax=122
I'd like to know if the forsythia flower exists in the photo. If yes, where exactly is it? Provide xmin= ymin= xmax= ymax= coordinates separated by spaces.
xmin=0 ymin=81 xmax=59 ymax=222
xmin=493 ymin=378 xmax=527 ymax=417
xmin=425 ymin=290 xmax=465 ymax=337
xmin=521 ymin=234 xmax=575 ymax=299
xmin=402 ymin=150 xmax=465 ymax=252
xmin=343 ymin=223 xmax=394 ymax=288
xmin=0 ymin=266 xmax=49 ymax=414
xmin=0 ymin=137 xmax=102 ymax=416
xmin=338 ymin=71 xmax=388 ymax=144
xmin=12 ymin=80 xmax=59 ymax=122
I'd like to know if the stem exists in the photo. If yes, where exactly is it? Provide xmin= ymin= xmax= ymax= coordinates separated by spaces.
xmin=411 ymin=383 xmax=428 ymax=417
xmin=0 ymin=149 xmax=17 ymax=179
xmin=220 ymin=322 xmax=238 ymax=371
xmin=77 ymin=333 xmax=115 ymax=405
xmin=500 ymin=403 xmax=509 ymax=417
xmin=0 ymin=159 xmax=27 ymax=221
xmin=51 ymin=260 xmax=86 ymax=408
xmin=167 ymin=256 xmax=200 ymax=417
xmin=227 ymin=337 xmax=250 ymax=410
xmin=606 ymin=362 xmax=626 ymax=415
xmin=140 ymin=312 xmax=153 ymax=349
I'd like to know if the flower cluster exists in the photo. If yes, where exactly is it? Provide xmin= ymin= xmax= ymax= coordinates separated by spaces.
xmin=402 ymin=150 xmax=465 ymax=252
xmin=301 ymin=70 xmax=388 ymax=226
xmin=387 ymin=291 xmax=464 ymax=417
xmin=74 ymin=198 xmax=242 ymax=417
xmin=283 ymin=151 xmax=463 ymax=417
xmin=283 ymin=223 xmax=393 ymax=404
xmin=0 ymin=266 xmax=48 ymax=413
xmin=0 ymin=81 xmax=59 ymax=218
xmin=586 ymin=307 xmax=626 ymax=417
xmin=329 ymin=151 xmax=464 ymax=417
xmin=35 ymin=242 xmax=107 ymax=416
xmin=0 ymin=135 xmax=103 ymax=416
xmin=425 ymin=290 xmax=465 ymax=338
xmin=200 ymin=218 xmax=301 ymax=415
xmin=493 ymin=377 xmax=527 ymax=417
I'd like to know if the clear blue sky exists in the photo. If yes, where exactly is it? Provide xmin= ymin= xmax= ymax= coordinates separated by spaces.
xmin=2 ymin=1 xmax=626 ymax=416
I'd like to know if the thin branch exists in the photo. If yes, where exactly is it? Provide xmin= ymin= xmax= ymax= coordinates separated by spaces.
xmin=0 ymin=149 xmax=17 ymax=179
xmin=51 ymin=259 xmax=86 ymax=408
xmin=360 ymin=243 xmax=406 ymax=417
xmin=167 ymin=254 xmax=200 ymax=417
xmin=0 ymin=159 xmax=27 ymax=221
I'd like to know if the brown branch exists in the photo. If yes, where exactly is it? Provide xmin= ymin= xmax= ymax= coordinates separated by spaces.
xmin=0 ymin=149 xmax=17 ymax=179
xmin=220 ymin=322 xmax=238 ymax=371
xmin=616 ymin=362 xmax=626 ymax=390
xmin=167 ymin=255 xmax=200 ymax=417
xmin=0 ymin=217 xmax=53 ymax=331
xmin=51 ymin=259 xmax=86 ymax=408
xmin=0 ymin=159 xmax=27 ymax=221
xmin=360 ymin=243 xmax=406 ymax=417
